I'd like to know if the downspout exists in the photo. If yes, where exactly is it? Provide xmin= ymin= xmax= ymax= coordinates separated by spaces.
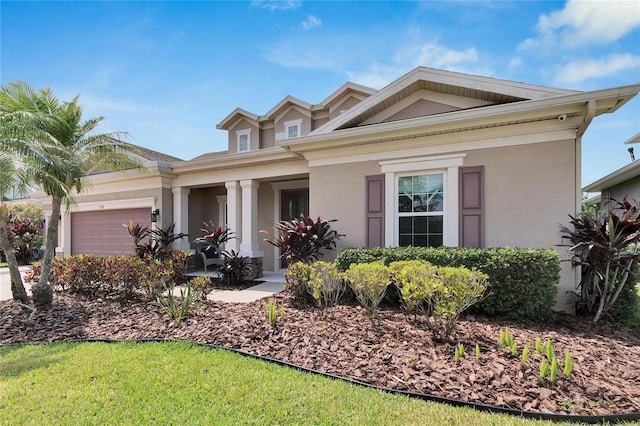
xmin=283 ymin=144 xmax=306 ymax=160
xmin=573 ymin=100 xmax=596 ymax=308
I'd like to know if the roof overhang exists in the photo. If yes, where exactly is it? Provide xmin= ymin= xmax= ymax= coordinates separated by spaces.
xmin=169 ymin=146 xmax=298 ymax=174
xmin=583 ymin=159 xmax=640 ymax=192
xmin=279 ymin=83 xmax=640 ymax=154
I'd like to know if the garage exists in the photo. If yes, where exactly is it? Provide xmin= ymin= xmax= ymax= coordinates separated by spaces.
xmin=71 ymin=208 xmax=152 ymax=256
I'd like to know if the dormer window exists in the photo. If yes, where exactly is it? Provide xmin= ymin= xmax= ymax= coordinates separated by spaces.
xmin=236 ymin=129 xmax=251 ymax=152
xmin=284 ymin=119 xmax=302 ymax=139
xmin=287 ymin=124 xmax=299 ymax=138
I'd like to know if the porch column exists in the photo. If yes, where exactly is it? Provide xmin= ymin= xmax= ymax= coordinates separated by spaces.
xmin=171 ymin=186 xmax=190 ymax=251
xmin=225 ymin=181 xmax=241 ymax=252
xmin=60 ymin=212 xmax=71 ymax=257
xmin=239 ymin=179 xmax=263 ymax=257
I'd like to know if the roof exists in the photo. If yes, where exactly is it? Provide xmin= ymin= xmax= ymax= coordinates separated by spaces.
xmin=623 ymin=131 xmax=640 ymax=145
xmin=134 ymin=145 xmax=183 ymax=163
xmin=583 ymin=158 xmax=640 ymax=192
xmin=308 ymin=66 xmax=579 ymax=135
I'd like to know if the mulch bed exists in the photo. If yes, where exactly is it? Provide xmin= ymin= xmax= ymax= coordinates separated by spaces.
xmin=1 ymin=292 xmax=639 ymax=416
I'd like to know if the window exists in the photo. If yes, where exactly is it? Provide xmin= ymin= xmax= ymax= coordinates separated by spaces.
xmin=397 ymin=173 xmax=444 ymax=247
xmin=236 ymin=129 xmax=251 ymax=152
xmin=287 ymin=124 xmax=299 ymax=138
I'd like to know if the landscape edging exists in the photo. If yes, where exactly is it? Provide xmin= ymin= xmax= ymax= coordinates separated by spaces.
xmin=2 ymin=338 xmax=639 ymax=424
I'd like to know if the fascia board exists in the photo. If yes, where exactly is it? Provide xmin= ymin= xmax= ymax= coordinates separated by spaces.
xmin=262 ymin=96 xmax=312 ymax=120
xmin=583 ymin=160 xmax=640 ymax=192
xmin=216 ymin=108 xmax=259 ymax=130
xmin=623 ymin=131 xmax=640 ymax=145
xmin=170 ymin=146 xmax=297 ymax=174
xmin=310 ymin=66 xmax=580 ymax=135
xmin=282 ymin=84 xmax=640 ymax=153
xmin=320 ymin=82 xmax=377 ymax=107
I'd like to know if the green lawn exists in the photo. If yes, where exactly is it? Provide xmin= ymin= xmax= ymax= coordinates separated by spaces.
xmin=0 ymin=341 xmax=626 ymax=426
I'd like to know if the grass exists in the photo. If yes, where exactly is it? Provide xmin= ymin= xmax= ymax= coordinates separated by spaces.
xmin=0 ymin=262 xmax=7 ymax=268
xmin=0 ymin=341 xmax=610 ymax=426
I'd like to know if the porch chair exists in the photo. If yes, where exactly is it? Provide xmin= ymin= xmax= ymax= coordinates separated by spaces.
xmin=199 ymin=245 xmax=221 ymax=272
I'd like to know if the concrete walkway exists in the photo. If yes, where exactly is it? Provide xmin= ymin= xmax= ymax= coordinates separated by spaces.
xmin=0 ymin=265 xmax=33 ymax=302
xmin=1 ymin=266 xmax=286 ymax=304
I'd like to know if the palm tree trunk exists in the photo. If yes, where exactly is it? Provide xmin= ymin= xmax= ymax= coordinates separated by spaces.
xmin=0 ymin=221 xmax=29 ymax=305
xmin=32 ymin=196 xmax=61 ymax=307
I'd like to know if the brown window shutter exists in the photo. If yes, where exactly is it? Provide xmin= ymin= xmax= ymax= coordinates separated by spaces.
xmin=459 ymin=166 xmax=484 ymax=248
xmin=366 ymin=174 xmax=385 ymax=248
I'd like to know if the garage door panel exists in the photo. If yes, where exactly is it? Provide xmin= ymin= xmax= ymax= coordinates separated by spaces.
xmin=71 ymin=208 xmax=151 ymax=256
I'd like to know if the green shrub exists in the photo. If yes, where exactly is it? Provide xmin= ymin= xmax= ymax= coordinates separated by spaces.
xmin=600 ymin=264 xmax=639 ymax=325
xmin=284 ymin=261 xmax=312 ymax=300
xmin=344 ymin=262 xmax=391 ymax=321
xmin=150 ymin=281 xmax=195 ymax=326
xmin=27 ymin=252 xmax=191 ymax=302
xmin=336 ymin=246 xmax=559 ymax=320
xmin=389 ymin=260 xmax=487 ymax=339
xmin=306 ymin=261 xmax=346 ymax=308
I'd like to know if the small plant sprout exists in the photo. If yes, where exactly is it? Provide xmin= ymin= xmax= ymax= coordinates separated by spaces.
xmin=475 ymin=343 xmax=481 ymax=360
xmin=564 ymin=351 xmax=574 ymax=377
xmin=545 ymin=340 xmax=555 ymax=362
xmin=499 ymin=327 xmax=514 ymax=348
xmin=549 ymin=357 xmax=558 ymax=382
xmin=535 ymin=337 xmax=543 ymax=354
xmin=520 ymin=343 xmax=530 ymax=364
xmin=510 ymin=342 xmax=518 ymax=357
xmin=539 ymin=360 xmax=549 ymax=379
xmin=454 ymin=342 xmax=465 ymax=362
xmin=262 ymin=298 xmax=285 ymax=327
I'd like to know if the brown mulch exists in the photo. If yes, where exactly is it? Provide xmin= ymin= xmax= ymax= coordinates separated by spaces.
xmin=1 ymin=292 xmax=639 ymax=416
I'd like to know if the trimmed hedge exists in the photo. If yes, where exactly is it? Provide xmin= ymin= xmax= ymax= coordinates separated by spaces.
xmin=335 ymin=246 xmax=560 ymax=321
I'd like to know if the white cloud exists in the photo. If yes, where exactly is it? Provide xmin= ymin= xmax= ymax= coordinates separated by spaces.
xmin=508 ymin=57 xmax=523 ymax=72
xmin=554 ymin=53 xmax=640 ymax=84
xmin=519 ymin=0 xmax=640 ymax=51
xmin=302 ymin=14 xmax=321 ymax=30
xmin=251 ymin=0 xmax=301 ymax=11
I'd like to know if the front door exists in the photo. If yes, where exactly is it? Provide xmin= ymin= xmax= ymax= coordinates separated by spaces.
xmin=280 ymin=189 xmax=309 ymax=267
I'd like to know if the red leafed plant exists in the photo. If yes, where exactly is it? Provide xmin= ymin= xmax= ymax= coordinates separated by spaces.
xmin=261 ymin=216 xmax=344 ymax=266
xmin=193 ymin=221 xmax=235 ymax=252
xmin=559 ymin=197 xmax=640 ymax=322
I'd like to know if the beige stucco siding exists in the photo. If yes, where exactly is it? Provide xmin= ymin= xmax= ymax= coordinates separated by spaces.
xmin=465 ymin=139 xmax=578 ymax=311
xmin=309 ymin=161 xmax=381 ymax=261
xmin=257 ymin=183 xmax=276 ymax=269
xmin=188 ymin=187 xmax=226 ymax=246
xmin=228 ymin=118 xmax=259 ymax=153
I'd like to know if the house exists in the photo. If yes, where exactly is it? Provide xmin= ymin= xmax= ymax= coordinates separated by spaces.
xmin=583 ymin=132 xmax=640 ymax=214
xmin=33 ymin=67 xmax=640 ymax=311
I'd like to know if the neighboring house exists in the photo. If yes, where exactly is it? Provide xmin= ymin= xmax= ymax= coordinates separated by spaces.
xmin=583 ymin=132 xmax=640 ymax=215
xmin=33 ymin=67 xmax=640 ymax=311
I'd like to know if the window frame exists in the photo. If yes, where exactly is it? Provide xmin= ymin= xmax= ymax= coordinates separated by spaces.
xmin=236 ymin=129 xmax=251 ymax=152
xmin=284 ymin=119 xmax=302 ymax=139
xmin=380 ymin=153 xmax=465 ymax=247
xmin=396 ymin=172 xmax=445 ymax=248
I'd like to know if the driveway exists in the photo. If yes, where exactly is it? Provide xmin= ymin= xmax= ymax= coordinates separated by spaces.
xmin=0 ymin=266 xmax=33 ymax=302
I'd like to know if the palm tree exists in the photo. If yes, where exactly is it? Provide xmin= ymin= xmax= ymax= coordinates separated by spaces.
xmin=1 ymin=81 xmax=141 ymax=306
xmin=0 ymin=90 xmax=68 ymax=305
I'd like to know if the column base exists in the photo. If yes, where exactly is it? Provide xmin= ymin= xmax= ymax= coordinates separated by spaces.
xmin=244 ymin=257 xmax=263 ymax=280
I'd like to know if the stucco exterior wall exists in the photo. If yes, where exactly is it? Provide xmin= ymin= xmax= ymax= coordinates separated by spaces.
xmin=602 ymin=174 xmax=640 ymax=210
xmin=188 ymin=187 xmax=225 ymax=247
xmin=260 ymin=127 xmax=276 ymax=149
xmin=309 ymin=161 xmax=381 ymax=261
xmin=257 ymin=183 xmax=276 ymax=270
xmin=307 ymin=139 xmax=578 ymax=311
xmin=464 ymin=139 xmax=578 ymax=311
xmin=228 ymin=118 xmax=258 ymax=153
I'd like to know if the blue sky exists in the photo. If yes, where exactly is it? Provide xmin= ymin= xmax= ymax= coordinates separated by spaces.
xmin=1 ymin=1 xmax=639 ymax=187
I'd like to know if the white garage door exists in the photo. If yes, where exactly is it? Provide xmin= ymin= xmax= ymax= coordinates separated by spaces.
xmin=71 ymin=208 xmax=152 ymax=256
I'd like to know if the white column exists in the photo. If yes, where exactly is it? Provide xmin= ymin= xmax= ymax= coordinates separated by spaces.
xmin=225 ymin=181 xmax=241 ymax=252
xmin=239 ymin=179 xmax=264 ymax=257
xmin=384 ymin=172 xmax=395 ymax=247
xmin=172 ymin=186 xmax=190 ymax=251
xmin=60 ymin=212 xmax=71 ymax=257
